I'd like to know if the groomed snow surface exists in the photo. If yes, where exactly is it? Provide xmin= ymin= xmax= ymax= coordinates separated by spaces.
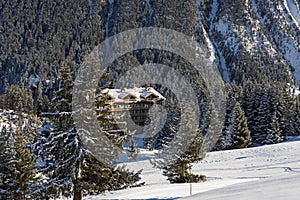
xmin=83 ymin=137 xmax=300 ymax=200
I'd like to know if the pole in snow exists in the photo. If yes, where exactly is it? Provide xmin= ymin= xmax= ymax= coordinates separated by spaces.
xmin=189 ymin=167 xmax=192 ymax=196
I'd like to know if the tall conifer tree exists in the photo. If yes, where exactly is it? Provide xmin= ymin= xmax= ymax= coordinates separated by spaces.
xmin=33 ymin=65 xmax=142 ymax=200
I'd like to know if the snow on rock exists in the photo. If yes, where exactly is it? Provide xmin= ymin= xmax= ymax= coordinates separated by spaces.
xmin=88 ymin=0 xmax=93 ymax=17
xmin=29 ymin=73 xmax=40 ymax=88
xmin=285 ymin=0 xmax=300 ymax=27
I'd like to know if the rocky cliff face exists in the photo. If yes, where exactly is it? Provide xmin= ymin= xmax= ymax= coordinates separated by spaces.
xmin=197 ymin=0 xmax=300 ymax=85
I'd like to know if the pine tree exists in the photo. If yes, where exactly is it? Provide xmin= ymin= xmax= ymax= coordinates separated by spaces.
xmin=0 ymin=125 xmax=15 ymax=199
xmin=200 ymin=101 xmax=223 ymax=152
xmin=3 ymin=84 xmax=42 ymax=143
xmin=0 ymin=117 xmax=39 ymax=199
xmin=291 ymin=97 xmax=300 ymax=136
xmin=243 ymin=83 xmax=283 ymax=145
xmin=214 ymin=86 xmax=236 ymax=151
xmin=126 ymin=137 xmax=139 ymax=160
xmin=243 ymin=83 xmax=266 ymax=141
xmin=275 ymin=84 xmax=298 ymax=137
xmin=263 ymin=112 xmax=283 ymax=144
xmin=36 ymin=82 xmax=48 ymax=116
xmin=151 ymin=103 xmax=207 ymax=183
xmin=218 ymin=101 xmax=251 ymax=150
xmin=51 ymin=65 xmax=74 ymax=130
xmin=13 ymin=123 xmax=39 ymax=199
xmin=231 ymin=102 xmax=251 ymax=148
xmin=4 ymin=84 xmax=35 ymax=115
xmin=152 ymin=128 xmax=206 ymax=183
xmin=249 ymin=85 xmax=284 ymax=144
xmin=145 ymin=97 xmax=178 ymax=150
xmin=33 ymin=65 xmax=142 ymax=200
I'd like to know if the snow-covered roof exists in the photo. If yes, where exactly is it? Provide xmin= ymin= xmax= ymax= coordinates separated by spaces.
xmin=106 ymin=87 xmax=166 ymax=103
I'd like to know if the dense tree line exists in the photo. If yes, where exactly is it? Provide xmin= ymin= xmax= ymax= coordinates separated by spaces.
xmin=0 ymin=0 xmax=106 ymax=111
xmin=0 ymin=66 xmax=143 ymax=200
xmin=215 ymin=81 xmax=300 ymax=151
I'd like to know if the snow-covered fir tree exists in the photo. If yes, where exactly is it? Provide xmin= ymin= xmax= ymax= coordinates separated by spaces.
xmin=33 ymin=65 xmax=142 ymax=200
xmin=126 ymin=137 xmax=139 ymax=160
xmin=12 ymin=122 xmax=39 ymax=199
xmin=216 ymin=101 xmax=251 ymax=150
xmin=51 ymin=65 xmax=74 ymax=129
xmin=253 ymin=86 xmax=284 ymax=144
xmin=4 ymin=84 xmax=35 ymax=115
xmin=151 ymin=103 xmax=207 ymax=183
xmin=275 ymin=84 xmax=300 ymax=137
xmin=263 ymin=112 xmax=283 ymax=145
xmin=0 ymin=125 xmax=15 ymax=199
xmin=243 ymin=82 xmax=266 ymax=142
xmin=290 ymin=97 xmax=300 ymax=136
xmin=145 ymin=96 xmax=178 ymax=150
xmin=242 ymin=82 xmax=285 ymax=145
xmin=0 ymin=115 xmax=39 ymax=199
xmin=200 ymin=100 xmax=223 ymax=152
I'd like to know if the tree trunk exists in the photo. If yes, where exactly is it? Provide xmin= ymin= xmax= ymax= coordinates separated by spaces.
xmin=73 ymin=187 xmax=82 ymax=200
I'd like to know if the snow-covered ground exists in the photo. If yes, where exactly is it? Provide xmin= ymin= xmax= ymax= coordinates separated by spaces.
xmin=85 ymin=137 xmax=300 ymax=200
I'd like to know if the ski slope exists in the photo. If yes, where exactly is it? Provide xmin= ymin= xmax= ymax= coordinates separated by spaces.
xmin=85 ymin=137 xmax=300 ymax=199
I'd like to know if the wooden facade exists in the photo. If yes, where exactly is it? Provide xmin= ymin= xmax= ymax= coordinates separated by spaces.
xmin=100 ymin=87 xmax=165 ymax=134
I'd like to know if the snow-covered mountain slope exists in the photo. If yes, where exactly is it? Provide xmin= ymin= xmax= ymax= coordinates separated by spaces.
xmin=86 ymin=137 xmax=300 ymax=199
xmin=1 ymin=0 xmax=300 ymax=94
xmin=198 ymin=0 xmax=300 ymax=85
xmin=104 ymin=0 xmax=300 ymax=86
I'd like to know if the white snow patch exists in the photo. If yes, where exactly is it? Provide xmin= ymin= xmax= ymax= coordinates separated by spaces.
xmin=218 ymin=51 xmax=230 ymax=83
xmin=145 ymin=0 xmax=154 ymax=20
xmin=215 ymin=19 xmax=229 ymax=35
xmin=86 ymin=137 xmax=300 ymax=200
xmin=285 ymin=0 xmax=300 ymax=26
xmin=207 ymin=0 xmax=230 ymax=83
xmin=105 ymin=0 xmax=114 ymax=49
xmin=88 ymin=0 xmax=93 ymax=17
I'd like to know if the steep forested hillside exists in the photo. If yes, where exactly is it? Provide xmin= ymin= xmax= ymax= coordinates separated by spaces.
xmin=1 ymin=0 xmax=300 ymax=90
xmin=0 ymin=0 xmax=105 ymax=95
xmin=0 ymin=0 xmax=300 ymax=150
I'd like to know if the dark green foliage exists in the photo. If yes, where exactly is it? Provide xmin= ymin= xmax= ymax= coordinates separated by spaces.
xmin=230 ymin=102 xmax=251 ymax=148
xmin=51 ymin=65 xmax=74 ymax=130
xmin=0 ymin=117 xmax=39 ymax=200
xmin=4 ymin=84 xmax=35 ymax=115
xmin=216 ymin=101 xmax=251 ymax=150
xmin=13 ymin=126 xmax=39 ymax=199
xmin=33 ymin=126 xmax=143 ymax=199
xmin=214 ymin=81 xmax=300 ymax=149
xmin=152 ymin=104 xmax=207 ymax=183
xmin=162 ymin=129 xmax=206 ymax=183
xmin=33 ymin=65 xmax=142 ymax=199
xmin=290 ymin=97 xmax=300 ymax=136
xmin=263 ymin=113 xmax=282 ymax=144
xmin=0 ymin=0 xmax=105 ymax=94
xmin=153 ymin=128 xmax=206 ymax=183
xmin=243 ymin=83 xmax=286 ymax=144
xmin=0 ymin=125 xmax=15 ymax=199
